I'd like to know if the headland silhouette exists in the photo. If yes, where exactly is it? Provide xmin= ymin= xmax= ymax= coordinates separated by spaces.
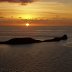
xmin=0 ymin=35 xmax=68 ymax=45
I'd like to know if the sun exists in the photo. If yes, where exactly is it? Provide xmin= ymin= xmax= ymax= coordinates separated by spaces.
xmin=26 ymin=23 xmax=30 ymax=26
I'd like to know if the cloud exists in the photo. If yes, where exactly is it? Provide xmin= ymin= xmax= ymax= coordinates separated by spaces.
xmin=0 ymin=0 xmax=72 ymax=4
xmin=41 ymin=0 xmax=72 ymax=3
xmin=0 ymin=0 xmax=37 ymax=5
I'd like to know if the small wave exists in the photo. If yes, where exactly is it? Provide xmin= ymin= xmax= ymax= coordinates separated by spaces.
xmin=64 ymin=42 xmax=72 ymax=47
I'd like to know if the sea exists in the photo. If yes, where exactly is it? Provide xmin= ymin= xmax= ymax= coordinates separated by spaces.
xmin=0 ymin=26 xmax=72 ymax=72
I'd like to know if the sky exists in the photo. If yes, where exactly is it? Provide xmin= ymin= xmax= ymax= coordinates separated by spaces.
xmin=0 ymin=0 xmax=72 ymax=26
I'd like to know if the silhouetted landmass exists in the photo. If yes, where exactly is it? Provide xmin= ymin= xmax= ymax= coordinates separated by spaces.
xmin=0 ymin=35 xmax=68 ymax=45
xmin=0 ymin=37 xmax=41 ymax=45
xmin=43 ymin=35 xmax=68 ymax=42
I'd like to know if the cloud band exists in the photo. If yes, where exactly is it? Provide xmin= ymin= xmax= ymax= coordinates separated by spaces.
xmin=0 ymin=0 xmax=36 ymax=4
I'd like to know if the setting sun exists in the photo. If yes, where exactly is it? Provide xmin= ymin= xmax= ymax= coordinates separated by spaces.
xmin=26 ymin=23 xmax=30 ymax=26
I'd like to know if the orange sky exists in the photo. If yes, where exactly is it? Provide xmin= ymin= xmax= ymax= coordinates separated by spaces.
xmin=0 ymin=0 xmax=72 ymax=26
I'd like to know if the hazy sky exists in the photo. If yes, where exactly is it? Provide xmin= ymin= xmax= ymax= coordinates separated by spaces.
xmin=0 ymin=0 xmax=72 ymax=26
xmin=0 ymin=0 xmax=72 ymax=19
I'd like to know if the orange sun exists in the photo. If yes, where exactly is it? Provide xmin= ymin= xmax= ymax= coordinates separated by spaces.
xmin=26 ymin=23 xmax=30 ymax=26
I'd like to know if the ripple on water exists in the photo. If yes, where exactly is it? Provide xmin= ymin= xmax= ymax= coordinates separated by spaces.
xmin=64 ymin=42 xmax=72 ymax=47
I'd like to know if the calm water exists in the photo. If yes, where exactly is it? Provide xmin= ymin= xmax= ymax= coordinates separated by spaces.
xmin=0 ymin=26 xmax=72 ymax=72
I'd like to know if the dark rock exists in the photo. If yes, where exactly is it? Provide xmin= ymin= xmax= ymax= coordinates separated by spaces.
xmin=0 ymin=37 xmax=41 ymax=45
xmin=43 ymin=34 xmax=68 ymax=42
xmin=0 ymin=35 xmax=68 ymax=45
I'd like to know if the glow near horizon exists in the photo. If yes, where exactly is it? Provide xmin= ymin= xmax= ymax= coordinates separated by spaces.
xmin=0 ymin=1 xmax=72 ymax=20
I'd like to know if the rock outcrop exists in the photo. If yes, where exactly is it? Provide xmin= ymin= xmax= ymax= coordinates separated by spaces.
xmin=43 ymin=35 xmax=68 ymax=42
xmin=0 ymin=35 xmax=68 ymax=45
xmin=0 ymin=37 xmax=41 ymax=45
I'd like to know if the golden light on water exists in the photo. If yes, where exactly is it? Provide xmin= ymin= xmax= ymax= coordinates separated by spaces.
xmin=26 ymin=23 xmax=30 ymax=26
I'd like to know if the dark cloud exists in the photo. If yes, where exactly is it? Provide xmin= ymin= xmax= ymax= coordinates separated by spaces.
xmin=0 ymin=16 xmax=4 ymax=18
xmin=1 ymin=0 xmax=71 ymax=4
xmin=0 ymin=0 xmax=37 ymax=4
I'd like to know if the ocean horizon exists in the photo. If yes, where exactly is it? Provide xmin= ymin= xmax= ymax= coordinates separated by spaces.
xmin=0 ymin=26 xmax=72 ymax=40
